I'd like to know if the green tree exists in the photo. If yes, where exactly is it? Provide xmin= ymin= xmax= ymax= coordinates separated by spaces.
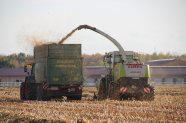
xmin=0 ymin=58 xmax=15 ymax=68
xmin=179 ymin=54 xmax=186 ymax=61
xmin=151 ymin=52 xmax=158 ymax=60
xmin=17 ymin=52 xmax=26 ymax=66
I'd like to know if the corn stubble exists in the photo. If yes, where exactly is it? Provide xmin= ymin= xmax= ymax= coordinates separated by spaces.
xmin=0 ymin=86 xmax=185 ymax=123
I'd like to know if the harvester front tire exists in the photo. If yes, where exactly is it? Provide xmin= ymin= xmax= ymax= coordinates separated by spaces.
xmin=109 ymin=82 xmax=120 ymax=100
xmin=98 ymin=78 xmax=107 ymax=100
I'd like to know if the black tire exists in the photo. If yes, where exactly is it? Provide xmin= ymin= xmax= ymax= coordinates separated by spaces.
xmin=36 ymin=85 xmax=43 ymax=101
xmin=25 ymin=78 xmax=36 ymax=100
xmin=20 ymin=82 xmax=26 ymax=100
xmin=67 ymin=95 xmax=82 ymax=100
xmin=142 ymin=85 xmax=155 ymax=101
xmin=36 ymin=85 xmax=48 ymax=101
xmin=146 ymin=86 xmax=155 ymax=101
xmin=74 ymin=95 xmax=82 ymax=100
xmin=98 ymin=78 xmax=107 ymax=100
xmin=109 ymin=82 xmax=120 ymax=100
xmin=121 ymin=93 xmax=132 ymax=100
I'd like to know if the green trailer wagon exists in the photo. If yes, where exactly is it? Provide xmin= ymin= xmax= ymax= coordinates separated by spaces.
xmin=20 ymin=43 xmax=83 ymax=100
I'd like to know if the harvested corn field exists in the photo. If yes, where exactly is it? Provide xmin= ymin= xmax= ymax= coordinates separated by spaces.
xmin=0 ymin=85 xmax=185 ymax=123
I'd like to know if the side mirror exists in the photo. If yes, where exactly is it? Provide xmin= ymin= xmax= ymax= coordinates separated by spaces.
xmin=24 ymin=65 xmax=27 ymax=72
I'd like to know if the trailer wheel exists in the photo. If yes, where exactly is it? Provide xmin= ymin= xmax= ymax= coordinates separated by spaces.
xmin=76 ymin=95 xmax=82 ymax=100
xmin=36 ymin=85 xmax=43 ymax=101
xmin=36 ymin=85 xmax=48 ymax=101
xmin=20 ymin=82 xmax=26 ymax=100
xmin=67 ymin=95 xmax=82 ymax=100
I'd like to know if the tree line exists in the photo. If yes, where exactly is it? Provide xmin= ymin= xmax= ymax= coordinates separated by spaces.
xmin=0 ymin=52 xmax=185 ymax=68
xmin=83 ymin=52 xmax=186 ymax=66
xmin=0 ymin=53 xmax=33 ymax=68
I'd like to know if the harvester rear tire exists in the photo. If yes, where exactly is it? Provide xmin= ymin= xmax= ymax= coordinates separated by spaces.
xmin=142 ymin=85 xmax=155 ymax=101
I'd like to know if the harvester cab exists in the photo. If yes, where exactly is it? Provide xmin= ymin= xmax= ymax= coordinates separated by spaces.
xmin=104 ymin=51 xmax=140 ymax=66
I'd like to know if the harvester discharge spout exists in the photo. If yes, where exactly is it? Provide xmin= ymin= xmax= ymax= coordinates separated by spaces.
xmin=58 ymin=24 xmax=127 ymax=63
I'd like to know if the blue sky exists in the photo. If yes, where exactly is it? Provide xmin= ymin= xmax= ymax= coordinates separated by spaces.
xmin=0 ymin=0 xmax=186 ymax=55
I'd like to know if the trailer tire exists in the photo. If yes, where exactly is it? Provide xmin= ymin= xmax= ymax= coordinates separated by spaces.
xmin=36 ymin=85 xmax=43 ymax=101
xmin=20 ymin=82 xmax=26 ymax=100
xmin=67 ymin=95 xmax=82 ymax=100
xmin=36 ymin=85 xmax=48 ymax=101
